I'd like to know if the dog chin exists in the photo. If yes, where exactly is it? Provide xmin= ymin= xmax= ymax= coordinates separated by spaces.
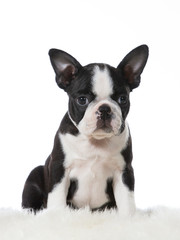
xmin=91 ymin=129 xmax=114 ymax=140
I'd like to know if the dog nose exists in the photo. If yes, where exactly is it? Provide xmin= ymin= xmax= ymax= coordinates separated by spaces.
xmin=98 ymin=104 xmax=112 ymax=120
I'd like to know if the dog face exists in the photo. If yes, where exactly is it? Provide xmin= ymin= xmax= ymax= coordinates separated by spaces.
xmin=67 ymin=64 xmax=130 ymax=140
xmin=49 ymin=45 xmax=148 ymax=139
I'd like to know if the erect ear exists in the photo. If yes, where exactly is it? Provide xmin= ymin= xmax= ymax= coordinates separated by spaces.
xmin=49 ymin=49 xmax=82 ymax=90
xmin=117 ymin=45 xmax=149 ymax=91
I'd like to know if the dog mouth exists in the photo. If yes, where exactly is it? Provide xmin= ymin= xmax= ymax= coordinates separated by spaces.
xmin=91 ymin=119 xmax=113 ymax=140
xmin=96 ymin=118 xmax=112 ymax=132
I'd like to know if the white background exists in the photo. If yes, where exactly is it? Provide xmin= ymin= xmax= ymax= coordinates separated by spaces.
xmin=0 ymin=0 xmax=180 ymax=210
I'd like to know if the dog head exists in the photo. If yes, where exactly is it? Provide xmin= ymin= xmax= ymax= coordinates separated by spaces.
xmin=49 ymin=45 xmax=149 ymax=140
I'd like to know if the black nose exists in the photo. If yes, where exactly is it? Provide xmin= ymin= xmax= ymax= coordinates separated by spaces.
xmin=98 ymin=104 xmax=112 ymax=120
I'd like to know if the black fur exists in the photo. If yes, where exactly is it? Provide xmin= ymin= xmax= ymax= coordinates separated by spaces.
xmin=22 ymin=166 xmax=46 ymax=211
xmin=121 ymin=136 xmax=135 ymax=191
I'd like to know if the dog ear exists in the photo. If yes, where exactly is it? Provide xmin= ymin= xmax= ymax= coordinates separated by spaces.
xmin=118 ymin=45 xmax=149 ymax=91
xmin=49 ymin=49 xmax=82 ymax=90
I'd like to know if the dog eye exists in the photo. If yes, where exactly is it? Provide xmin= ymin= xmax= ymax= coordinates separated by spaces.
xmin=118 ymin=95 xmax=127 ymax=105
xmin=77 ymin=96 xmax=89 ymax=106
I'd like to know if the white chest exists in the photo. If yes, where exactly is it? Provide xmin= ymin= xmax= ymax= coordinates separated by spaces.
xmin=59 ymin=127 xmax=129 ymax=209
xmin=68 ymin=157 xmax=122 ymax=208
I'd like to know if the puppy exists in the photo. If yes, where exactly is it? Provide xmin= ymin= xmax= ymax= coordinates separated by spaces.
xmin=22 ymin=45 xmax=149 ymax=216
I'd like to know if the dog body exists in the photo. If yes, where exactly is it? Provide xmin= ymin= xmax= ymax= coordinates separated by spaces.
xmin=22 ymin=45 xmax=149 ymax=215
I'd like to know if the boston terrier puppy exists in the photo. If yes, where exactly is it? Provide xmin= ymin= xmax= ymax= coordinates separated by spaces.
xmin=22 ymin=45 xmax=149 ymax=216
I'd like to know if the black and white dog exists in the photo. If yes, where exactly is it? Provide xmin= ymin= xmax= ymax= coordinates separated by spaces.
xmin=22 ymin=45 xmax=149 ymax=216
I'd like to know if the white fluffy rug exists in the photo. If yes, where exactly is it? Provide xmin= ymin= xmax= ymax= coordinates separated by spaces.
xmin=1 ymin=207 xmax=180 ymax=240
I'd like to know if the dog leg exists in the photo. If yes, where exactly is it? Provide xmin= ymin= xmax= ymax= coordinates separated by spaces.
xmin=22 ymin=165 xmax=46 ymax=212
xmin=47 ymin=170 xmax=70 ymax=209
xmin=113 ymin=171 xmax=136 ymax=217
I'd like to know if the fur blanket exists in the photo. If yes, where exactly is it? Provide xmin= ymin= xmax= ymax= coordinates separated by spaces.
xmin=1 ymin=207 xmax=180 ymax=240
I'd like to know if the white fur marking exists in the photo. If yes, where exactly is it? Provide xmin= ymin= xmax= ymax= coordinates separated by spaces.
xmin=92 ymin=66 xmax=113 ymax=100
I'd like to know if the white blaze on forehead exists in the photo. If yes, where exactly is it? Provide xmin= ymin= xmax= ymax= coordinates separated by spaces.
xmin=92 ymin=65 xmax=113 ymax=99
